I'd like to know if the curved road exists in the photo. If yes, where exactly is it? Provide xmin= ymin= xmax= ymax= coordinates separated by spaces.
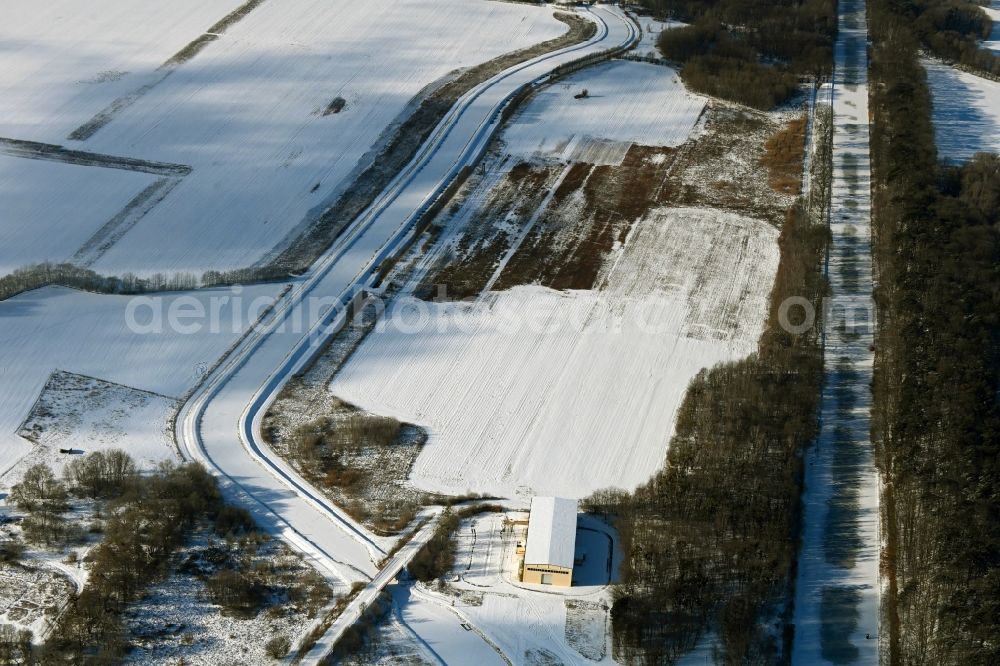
xmin=177 ymin=6 xmax=638 ymax=586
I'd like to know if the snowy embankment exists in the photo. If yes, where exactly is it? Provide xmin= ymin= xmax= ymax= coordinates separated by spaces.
xmin=924 ymin=58 xmax=1000 ymax=162
xmin=0 ymin=284 xmax=282 ymax=481
xmin=332 ymin=207 xmax=778 ymax=499
xmin=0 ymin=0 xmax=567 ymax=276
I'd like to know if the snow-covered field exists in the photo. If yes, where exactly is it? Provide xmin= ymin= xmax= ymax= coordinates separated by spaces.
xmin=0 ymin=0 xmax=246 ymax=143
xmin=332 ymin=207 xmax=778 ymax=499
xmin=0 ymin=154 xmax=159 ymax=273
xmin=0 ymin=0 xmax=569 ymax=276
xmin=0 ymin=284 xmax=282 ymax=475
xmin=925 ymin=58 xmax=1000 ymax=162
xmin=504 ymin=60 xmax=703 ymax=165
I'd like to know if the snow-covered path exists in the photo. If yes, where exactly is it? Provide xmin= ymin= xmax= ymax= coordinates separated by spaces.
xmin=178 ymin=5 xmax=636 ymax=591
xmin=792 ymin=0 xmax=880 ymax=662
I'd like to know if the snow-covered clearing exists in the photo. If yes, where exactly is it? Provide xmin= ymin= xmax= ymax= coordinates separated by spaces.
xmin=0 ymin=284 xmax=282 ymax=474
xmin=332 ymin=207 xmax=778 ymax=499
xmin=0 ymin=154 xmax=159 ymax=273
xmin=631 ymin=15 xmax=686 ymax=60
xmin=924 ymin=58 xmax=1000 ymax=162
xmin=504 ymin=60 xmax=704 ymax=165
xmin=2 ymin=0 xmax=568 ymax=276
xmin=6 ymin=371 xmax=178 ymax=487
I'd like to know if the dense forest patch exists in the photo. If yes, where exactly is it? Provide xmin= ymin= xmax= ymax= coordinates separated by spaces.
xmin=647 ymin=0 xmax=836 ymax=108
xmin=907 ymin=0 xmax=1000 ymax=77
xmin=869 ymin=0 xmax=1000 ymax=662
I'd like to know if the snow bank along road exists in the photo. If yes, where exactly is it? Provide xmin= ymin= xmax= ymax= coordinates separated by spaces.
xmin=792 ymin=0 xmax=880 ymax=662
xmin=178 ymin=3 xmax=636 ymax=589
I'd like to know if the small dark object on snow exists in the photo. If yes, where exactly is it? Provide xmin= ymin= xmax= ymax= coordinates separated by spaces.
xmin=574 ymin=88 xmax=589 ymax=99
xmin=323 ymin=96 xmax=346 ymax=115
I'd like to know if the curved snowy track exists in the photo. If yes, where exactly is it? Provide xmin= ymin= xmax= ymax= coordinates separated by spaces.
xmin=177 ymin=6 xmax=638 ymax=584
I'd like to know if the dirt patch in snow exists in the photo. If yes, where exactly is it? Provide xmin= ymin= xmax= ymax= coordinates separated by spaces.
xmin=415 ymin=102 xmax=803 ymax=300
xmin=761 ymin=114 xmax=808 ymax=195
xmin=660 ymin=104 xmax=803 ymax=226
xmin=413 ymin=157 xmax=561 ymax=299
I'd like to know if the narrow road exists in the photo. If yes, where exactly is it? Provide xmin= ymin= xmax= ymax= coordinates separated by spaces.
xmin=176 ymin=0 xmax=636 ymax=592
xmin=792 ymin=0 xmax=880 ymax=662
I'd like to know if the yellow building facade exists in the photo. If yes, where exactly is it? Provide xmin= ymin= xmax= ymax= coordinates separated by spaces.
xmin=519 ymin=496 xmax=577 ymax=588
xmin=521 ymin=563 xmax=573 ymax=587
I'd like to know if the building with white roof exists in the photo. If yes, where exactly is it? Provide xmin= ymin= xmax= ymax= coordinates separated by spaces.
xmin=521 ymin=496 xmax=578 ymax=586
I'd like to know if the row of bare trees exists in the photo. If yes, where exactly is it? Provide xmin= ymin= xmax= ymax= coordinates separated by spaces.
xmin=0 ymin=262 xmax=291 ymax=303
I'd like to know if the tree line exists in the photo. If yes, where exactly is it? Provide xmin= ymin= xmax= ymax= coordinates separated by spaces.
xmin=408 ymin=504 xmax=503 ymax=583
xmin=904 ymin=0 xmax=1000 ymax=77
xmin=648 ymin=0 xmax=836 ymax=109
xmin=0 ymin=262 xmax=290 ymax=303
xmin=868 ymin=0 xmax=1000 ymax=662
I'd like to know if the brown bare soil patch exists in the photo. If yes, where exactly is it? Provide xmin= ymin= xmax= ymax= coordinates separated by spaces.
xmin=415 ymin=160 xmax=561 ymax=299
xmin=660 ymin=104 xmax=805 ymax=226
xmin=760 ymin=114 xmax=807 ymax=195
xmin=414 ymin=103 xmax=805 ymax=302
